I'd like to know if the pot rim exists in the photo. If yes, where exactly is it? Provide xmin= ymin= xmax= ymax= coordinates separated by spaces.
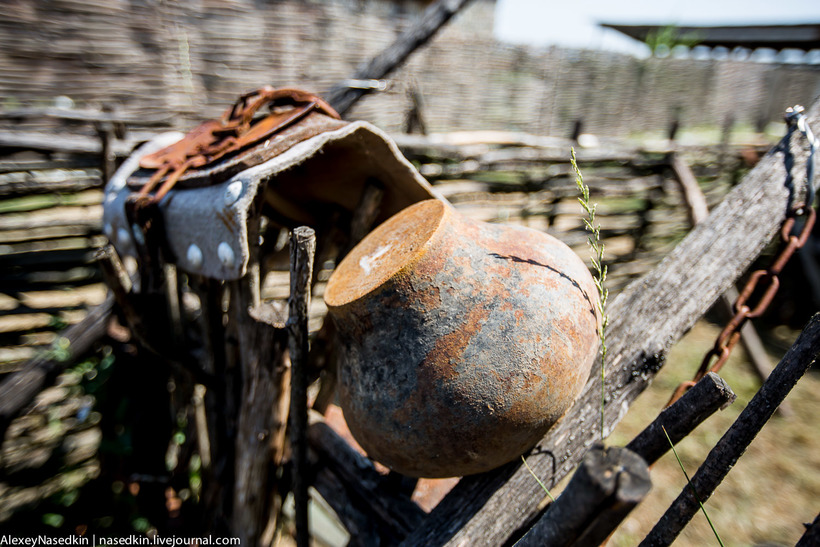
xmin=325 ymin=199 xmax=450 ymax=310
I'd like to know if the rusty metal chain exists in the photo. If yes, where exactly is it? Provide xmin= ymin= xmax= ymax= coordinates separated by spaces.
xmin=668 ymin=105 xmax=817 ymax=406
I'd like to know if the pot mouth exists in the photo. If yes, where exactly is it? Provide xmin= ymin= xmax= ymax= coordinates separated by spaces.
xmin=325 ymin=199 xmax=447 ymax=308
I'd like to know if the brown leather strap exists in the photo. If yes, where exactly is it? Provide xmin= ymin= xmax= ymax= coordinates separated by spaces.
xmin=136 ymin=86 xmax=340 ymax=204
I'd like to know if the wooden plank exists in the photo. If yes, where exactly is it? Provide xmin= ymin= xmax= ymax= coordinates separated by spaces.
xmin=0 ymin=106 xmax=171 ymax=127
xmin=17 ymin=285 xmax=107 ymax=310
xmin=0 ymin=157 xmax=99 ymax=174
xmin=1 ymin=246 xmax=100 ymax=269
xmin=1 ymin=267 xmax=101 ymax=290
xmin=0 ymin=129 xmax=141 ymax=157
xmin=401 ymin=101 xmax=819 ymax=547
xmin=1 ymin=235 xmax=104 ymax=255
xmin=0 ymin=225 xmax=99 ymax=244
xmin=0 ymin=189 xmax=103 ymax=215
xmin=0 ymin=130 xmax=103 ymax=155
xmin=0 ymin=205 xmax=102 ymax=231
xmin=625 ymin=372 xmax=736 ymax=465
xmin=0 ymin=169 xmax=102 ymax=197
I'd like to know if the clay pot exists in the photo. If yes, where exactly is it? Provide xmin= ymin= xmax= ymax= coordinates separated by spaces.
xmin=324 ymin=199 xmax=600 ymax=478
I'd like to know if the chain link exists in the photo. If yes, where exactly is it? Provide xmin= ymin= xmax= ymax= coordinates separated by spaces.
xmin=667 ymin=106 xmax=817 ymax=406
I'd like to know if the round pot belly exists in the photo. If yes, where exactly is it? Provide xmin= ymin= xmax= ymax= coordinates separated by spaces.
xmin=325 ymin=199 xmax=600 ymax=478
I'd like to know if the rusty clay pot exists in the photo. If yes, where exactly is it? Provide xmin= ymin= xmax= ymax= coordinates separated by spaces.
xmin=324 ymin=199 xmax=600 ymax=478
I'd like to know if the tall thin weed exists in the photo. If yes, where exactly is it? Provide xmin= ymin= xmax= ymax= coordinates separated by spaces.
xmin=662 ymin=426 xmax=724 ymax=546
xmin=521 ymin=456 xmax=555 ymax=502
xmin=571 ymin=148 xmax=609 ymax=440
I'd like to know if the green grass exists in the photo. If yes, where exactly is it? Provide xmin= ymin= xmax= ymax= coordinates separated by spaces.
xmin=521 ymin=456 xmax=555 ymax=503
xmin=663 ymin=426 xmax=724 ymax=546
xmin=572 ymin=148 xmax=609 ymax=440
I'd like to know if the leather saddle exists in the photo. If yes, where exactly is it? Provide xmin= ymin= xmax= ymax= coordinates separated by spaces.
xmin=128 ymin=86 xmax=342 ymax=207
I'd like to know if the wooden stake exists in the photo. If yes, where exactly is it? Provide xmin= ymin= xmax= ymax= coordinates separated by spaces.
xmin=515 ymin=445 xmax=651 ymax=547
xmin=640 ymin=314 xmax=820 ymax=546
xmin=288 ymin=227 xmax=316 ymax=547
xmin=231 ymin=213 xmax=291 ymax=544
xmin=325 ymin=0 xmax=475 ymax=115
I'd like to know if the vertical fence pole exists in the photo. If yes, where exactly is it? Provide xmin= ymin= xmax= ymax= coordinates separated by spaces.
xmin=289 ymin=226 xmax=316 ymax=547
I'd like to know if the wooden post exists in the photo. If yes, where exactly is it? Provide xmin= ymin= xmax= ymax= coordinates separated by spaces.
xmin=640 ymin=314 xmax=820 ymax=546
xmin=516 ymin=445 xmax=651 ymax=547
xmin=289 ymin=227 xmax=316 ymax=547
xmin=190 ymin=276 xmax=234 ymax=533
xmin=405 ymin=86 xmax=428 ymax=135
xmin=668 ymin=153 xmax=708 ymax=227
xmin=98 ymin=127 xmax=115 ymax=182
xmin=325 ymin=0 xmax=475 ymax=115
xmin=230 ymin=211 xmax=299 ymax=545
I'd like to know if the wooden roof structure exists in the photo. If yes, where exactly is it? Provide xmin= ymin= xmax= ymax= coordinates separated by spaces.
xmin=600 ymin=22 xmax=820 ymax=51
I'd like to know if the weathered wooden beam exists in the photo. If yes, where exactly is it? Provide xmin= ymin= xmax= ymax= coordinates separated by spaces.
xmin=0 ymin=106 xmax=171 ymax=127
xmin=1 ymin=267 xmax=101 ymax=290
xmin=0 ymin=157 xmax=99 ymax=174
xmin=0 ymin=171 xmax=102 ymax=197
xmin=289 ymin=226 xmax=316 ymax=547
xmin=640 ymin=313 xmax=820 ymax=546
xmin=0 ymin=292 xmax=113 ymax=439
xmin=392 ymin=133 xmax=642 ymax=166
xmin=516 ymin=445 xmax=651 ymax=547
xmin=307 ymin=412 xmax=427 ymax=543
xmin=0 ymin=129 xmax=138 ymax=157
xmin=4 ymin=246 xmax=100 ymax=270
xmin=508 ymin=372 xmax=733 ymax=545
xmin=325 ymin=0 xmax=475 ymax=116
xmin=402 ymin=101 xmax=819 ymax=547
xmin=0 ymin=214 xmax=101 ymax=232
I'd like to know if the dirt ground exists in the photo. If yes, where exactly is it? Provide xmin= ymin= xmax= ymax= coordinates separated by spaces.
xmin=607 ymin=319 xmax=819 ymax=547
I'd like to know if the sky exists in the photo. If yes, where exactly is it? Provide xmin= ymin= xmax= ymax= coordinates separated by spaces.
xmin=494 ymin=0 xmax=820 ymax=56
